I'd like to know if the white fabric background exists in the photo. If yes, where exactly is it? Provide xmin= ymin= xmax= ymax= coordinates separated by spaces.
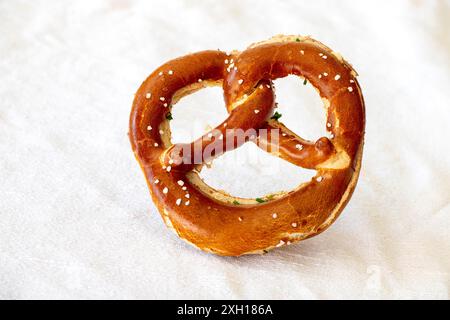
xmin=1 ymin=0 xmax=449 ymax=299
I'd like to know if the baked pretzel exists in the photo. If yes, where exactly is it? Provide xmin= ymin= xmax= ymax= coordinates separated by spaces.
xmin=129 ymin=35 xmax=365 ymax=256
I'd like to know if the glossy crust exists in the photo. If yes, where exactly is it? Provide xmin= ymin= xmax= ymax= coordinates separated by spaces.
xmin=129 ymin=35 xmax=365 ymax=256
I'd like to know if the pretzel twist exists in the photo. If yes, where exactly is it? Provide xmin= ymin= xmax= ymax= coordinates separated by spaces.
xmin=129 ymin=35 xmax=365 ymax=256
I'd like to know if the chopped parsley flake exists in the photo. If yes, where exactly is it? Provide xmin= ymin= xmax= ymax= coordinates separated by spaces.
xmin=270 ymin=111 xmax=282 ymax=121
xmin=165 ymin=112 xmax=173 ymax=120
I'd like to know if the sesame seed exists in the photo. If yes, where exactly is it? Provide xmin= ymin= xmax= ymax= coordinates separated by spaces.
xmin=348 ymin=86 xmax=353 ymax=92
xmin=233 ymin=66 xmax=237 ymax=71
xmin=223 ymin=123 xmax=227 ymax=127
xmin=238 ymin=79 xmax=244 ymax=85
xmin=349 ymin=79 xmax=355 ymax=83
xmin=158 ymin=71 xmax=163 ymax=76
xmin=162 ymin=165 xmax=166 ymax=169
xmin=168 ymin=159 xmax=174 ymax=165
xmin=318 ymin=74 xmax=322 ymax=79
xmin=166 ymin=166 xmax=171 ymax=172
xmin=224 ymin=59 xmax=229 ymax=64
xmin=323 ymin=72 xmax=328 ymax=76
xmin=254 ymin=109 xmax=260 ymax=114
xmin=327 ymin=122 xmax=332 ymax=128
xmin=295 ymin=144 xmax=303 ymax=150
xmin=185 ymin=200 xmax=190 ymax=206
xmin=300 ymin=50 xmax=304 ymax=55
xmin=177 ymin=180 xmax=184 ymax=186
xmin=316 ymin=176 xmax=323 ymax=182
xmin=154 ymin=142 xmax=159 ymax=147
xmin=230 ymin=59 xmax=234 ymax=64
xmin=159 ymin=129 xmax=164 ymax=134
xmin=160 ymin=97 xmax=165 ymax=101
xmin=198 ymin=79 xmax=203 ymax=82
xmin=147 ymin=125 xmax=152 ymax=131
xmin=322 ymin=55 xmax=327 ymax=59
xmin=272 ymin=213 xmax=278 ymax=219
xmin=185 ymin=194 xmax=190 ymax=199
xmin=319 ymin=53 xmax=323 ymax=56
xmin=163 ymin=103 xmax=168 ymax=107
xmin=154 ymin=179 xmax=159 ymax=184
xmin=168 ymin=70 xmax=173 ymax=75
xmin=238 ymin=217 xmax=243 ymax=222
xmin=176 ymin=198 xmax=182 ymax=206
xmin=334 ymin=74 xmax=341 ymax=80
xmin=259 ymin=84 xmax=264 ymax=89
xmin=181 ymin=186 xmax=187 ymax=191
xmin=330 ymin=133 xmax=335 ymax=139
xmin=292 ymin=222 xmax=298 ymax=228
xmin=146 ymin=93 xmax=151 ymax=99
xmin=162 ymin=187 xmax=168 ymax=194
xmin=266 ymin=84 xmax=271 ymax=88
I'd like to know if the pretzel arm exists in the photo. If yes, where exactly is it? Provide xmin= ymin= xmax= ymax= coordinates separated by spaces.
xmin=255 ymin=120 xmax=335 ymax=169
xmin=163 ymin=80 xmax=274 ymax=172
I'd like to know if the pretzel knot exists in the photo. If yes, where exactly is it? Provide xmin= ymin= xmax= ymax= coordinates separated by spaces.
xmin=129 ymin=35 xmax=365 ymax=256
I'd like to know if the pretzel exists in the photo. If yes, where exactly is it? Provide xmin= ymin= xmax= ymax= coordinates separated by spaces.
xmin=129 ymin=35 xmax=365 ymax=256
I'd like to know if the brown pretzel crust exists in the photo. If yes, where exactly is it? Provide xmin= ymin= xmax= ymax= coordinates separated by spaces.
xmin=129 ymin=36 xmax=365 ymax=256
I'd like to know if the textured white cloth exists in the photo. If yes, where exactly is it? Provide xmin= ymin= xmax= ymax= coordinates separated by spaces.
xmin=0 ymin=0 xmax=449 ymax=299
